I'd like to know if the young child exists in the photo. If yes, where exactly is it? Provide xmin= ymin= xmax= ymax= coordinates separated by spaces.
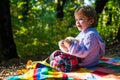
xmin=49 ymin=5 xmax=105 ymax=72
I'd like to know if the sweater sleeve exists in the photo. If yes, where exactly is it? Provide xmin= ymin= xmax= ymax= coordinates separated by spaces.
xmin=68 ymin=33 xmax=102 ymax=58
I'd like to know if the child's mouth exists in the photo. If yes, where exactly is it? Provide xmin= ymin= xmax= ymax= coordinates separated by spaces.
xmin=78 ymin=25 xmax=82 ymax=28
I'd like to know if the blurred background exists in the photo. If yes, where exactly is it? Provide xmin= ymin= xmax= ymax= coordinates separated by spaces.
xmin=0 ymin=0 xmax=120 ymax=61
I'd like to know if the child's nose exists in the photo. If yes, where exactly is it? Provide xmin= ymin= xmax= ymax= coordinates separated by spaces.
xmin=76 ymin=21 xmax=80 ymax=25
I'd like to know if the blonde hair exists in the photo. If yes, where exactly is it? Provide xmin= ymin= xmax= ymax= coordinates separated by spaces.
xmin=74 ymin=5 xmax=97 ymax=27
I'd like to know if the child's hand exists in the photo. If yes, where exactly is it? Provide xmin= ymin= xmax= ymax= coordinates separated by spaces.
xmin=63 ymin=40 xmax=70 ymax=49
xmin=58 ymin=40 xmax=69 ymax=53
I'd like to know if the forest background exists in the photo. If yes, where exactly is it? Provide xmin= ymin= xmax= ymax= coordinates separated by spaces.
xmin=0 ymin=0 xmax=120 ymax=62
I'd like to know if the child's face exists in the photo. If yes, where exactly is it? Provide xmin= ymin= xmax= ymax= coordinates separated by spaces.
xmin=74 ymin=12 xmax=94 ymax=31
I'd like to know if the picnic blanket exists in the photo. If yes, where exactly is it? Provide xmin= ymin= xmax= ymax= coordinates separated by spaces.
xmin=7 ymin=57 xmax=120 ymax=80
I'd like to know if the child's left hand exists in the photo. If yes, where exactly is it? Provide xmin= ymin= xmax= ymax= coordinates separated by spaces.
xmin=59 ymin=40 xmax=69 ymax=53
xmin=63 ymin=41 xmax=70 ymax=49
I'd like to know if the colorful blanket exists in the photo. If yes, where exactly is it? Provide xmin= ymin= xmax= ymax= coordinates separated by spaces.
xmin=7 ymin=57 xmax=120 ymax=80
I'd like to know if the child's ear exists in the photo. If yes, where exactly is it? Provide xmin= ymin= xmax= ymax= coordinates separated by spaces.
xmin=89 ymin=19 xmax=94 ymax=24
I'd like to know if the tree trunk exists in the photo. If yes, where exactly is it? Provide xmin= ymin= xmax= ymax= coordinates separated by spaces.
xmin=115 ymin=27 xmax=120 ymax=42
xmin=22 ymin=0 xmax=29 ymax=21
xmin=95 ymin=0 xmax=109 ymax=14
xmin=56 ymin=0 xmax=67 ymax=20
xmin=0 ymin=0 xmax=19 ymax=62
xmin=95 ymin=0 xmax=109 ymax=25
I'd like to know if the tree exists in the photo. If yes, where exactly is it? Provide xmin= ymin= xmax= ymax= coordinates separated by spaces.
xmin=0 ymin=0 xmax=19 ymax=62
xmin=95 ymin=0 xmax=109 ymax=26
xmin=56 ymin=0 xmax=67 ymax=20
xmin=95 ymin=0 xmax=120 ymax=42
xmin=22 ymin=0 xmax=29 ymax=21
xmin=95 ymin=0 xmax=109 ymax=14
xmin=115 ymin=26 xmax=120 ymax=42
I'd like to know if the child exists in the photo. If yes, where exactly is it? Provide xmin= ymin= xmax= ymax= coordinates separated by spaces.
xmin=49 ymin=5 xmax=105 ymax=72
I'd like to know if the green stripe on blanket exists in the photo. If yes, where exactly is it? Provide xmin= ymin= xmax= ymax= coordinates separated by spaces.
xmin=7 ymin=57 xmax=120 ymax=80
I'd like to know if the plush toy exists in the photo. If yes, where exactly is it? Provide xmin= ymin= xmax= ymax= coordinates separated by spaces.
xmin=58 ymin=37 xmax=79 ymax=53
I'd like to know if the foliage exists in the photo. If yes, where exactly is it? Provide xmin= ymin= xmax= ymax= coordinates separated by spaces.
xmin=10 ymin=0 xmax=120 ymax=58
xmin=97 ymin=0 xmax=120 ymax=44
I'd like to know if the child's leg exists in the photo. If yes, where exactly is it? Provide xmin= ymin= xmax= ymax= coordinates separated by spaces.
xmin=50 ymin=53 xmax=79 ymax=72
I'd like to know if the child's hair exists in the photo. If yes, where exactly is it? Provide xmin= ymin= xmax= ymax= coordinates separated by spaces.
xmin=74 ymin=5 xmax=97 ymax=27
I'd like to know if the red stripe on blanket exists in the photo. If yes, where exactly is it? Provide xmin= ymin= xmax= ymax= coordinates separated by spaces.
xmin=92 ymin=67 xmax=115 ymax=76
xmin=92 ymin=70 xmax=109 ymax=76
xmin=33 ymin=69 xmax=37 ymax=80
xmin=62 ymin=73 xmax=68 ymax=79
xmin=100 ymin=57 xmax=111 ymax=61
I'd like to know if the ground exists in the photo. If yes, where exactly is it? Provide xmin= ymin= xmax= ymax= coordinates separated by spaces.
xmin=105 ymin=41 xmax=120 ymax=57
xmin=0 ymin=42 xmax=120 ymax=80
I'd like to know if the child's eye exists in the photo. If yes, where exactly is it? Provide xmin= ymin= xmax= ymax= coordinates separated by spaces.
xmin=79 ymin=18 xmax=83 ymax=20
xmin=75 ymin=18 xmax=82 ymax=21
